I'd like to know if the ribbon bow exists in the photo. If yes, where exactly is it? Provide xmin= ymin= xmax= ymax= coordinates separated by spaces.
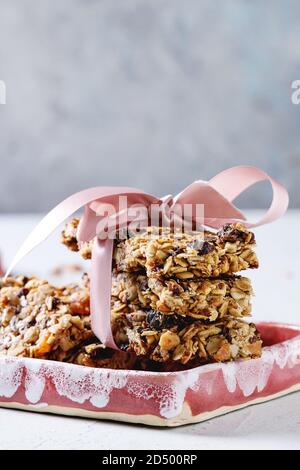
xmin=5 ymin=166 xmax=289 ymax=349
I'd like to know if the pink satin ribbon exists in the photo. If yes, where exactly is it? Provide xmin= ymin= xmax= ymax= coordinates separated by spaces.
xmin=5 ymin=166 xmax=289 ymax=349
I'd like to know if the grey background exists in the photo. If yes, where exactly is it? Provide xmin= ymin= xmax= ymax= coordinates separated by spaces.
xmin=0 ymin=0 xmax=299 ymax=212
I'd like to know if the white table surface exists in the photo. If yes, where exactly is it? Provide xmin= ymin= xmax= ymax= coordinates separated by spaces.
xmin=0 ymin=210 xmax=299 ymax=450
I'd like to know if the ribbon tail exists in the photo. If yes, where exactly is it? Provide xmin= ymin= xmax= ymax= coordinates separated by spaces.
xmin=90 ymin=238 xmax=118 ymax=350
xmin=4 ymin=189 xmax=106 ymax=278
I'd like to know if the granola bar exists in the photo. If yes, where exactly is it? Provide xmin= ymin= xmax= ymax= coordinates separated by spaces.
xmin=111 ymin=271 xmax=252 ymax=320
xmin=112 ymin=311 xmax=262 ymax=365
xmin=61 ymin=219 xmax=258 ymax=277
xmin=114 ymin=224 xmax=258 ymax=278
xmin=0 ymin=275 xmax=136 ymax=369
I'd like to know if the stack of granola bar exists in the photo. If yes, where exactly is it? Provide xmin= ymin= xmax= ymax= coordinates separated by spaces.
xmin=61 ymin=220 xmax=262 ymax=369
xmin=0 ymin=220 xmax=263 ymax=371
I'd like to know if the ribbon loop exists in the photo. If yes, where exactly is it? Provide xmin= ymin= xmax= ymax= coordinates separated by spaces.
xmin=209 ymin=165 xmax=289 ymax=227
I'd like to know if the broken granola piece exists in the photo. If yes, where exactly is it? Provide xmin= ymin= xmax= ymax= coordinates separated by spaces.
xmin=61 ymin=218 xmax=92 ymax=260
xmin=0 ymin=275 xmax=92 ymax=359
xmin=0 ymin=275 xmax=140 ymax=370
xmin=66 ymin=338 xmax=138 ymax=369
xmin=0 ymin=275 xmax=131 ymax=369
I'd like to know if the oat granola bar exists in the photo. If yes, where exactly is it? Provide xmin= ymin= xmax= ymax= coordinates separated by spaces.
xmin=61 ymin=219 xmax=258 ymax=277
xmin=111 ymin=271 xmax=252 ymax=320
xmin=114 ymin=224 xmax=258 ymax=278
xmin=112 ymin=311 xmax=262 ymax=365
xmin=0 ymin=275 xmax=136 ymax=369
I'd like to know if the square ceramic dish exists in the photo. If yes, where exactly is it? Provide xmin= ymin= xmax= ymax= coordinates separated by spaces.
xmin=0 ymin=322 xmax=300 ymax=427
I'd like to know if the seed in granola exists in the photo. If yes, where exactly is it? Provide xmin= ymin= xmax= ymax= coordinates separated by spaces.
xmin=175 ymin=271 xmax=194 ymax=280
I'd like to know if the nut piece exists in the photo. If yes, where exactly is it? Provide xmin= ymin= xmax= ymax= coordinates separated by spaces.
xmin=158 ymin=331 xmax=180 ymax=351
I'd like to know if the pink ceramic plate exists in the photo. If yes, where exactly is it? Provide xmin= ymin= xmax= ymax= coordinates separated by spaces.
xmin=0 ymin=322 xmax=300 ymax=427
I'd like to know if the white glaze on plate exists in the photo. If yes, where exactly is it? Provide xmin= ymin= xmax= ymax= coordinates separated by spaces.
xmin=1 ymin=328 xmax=300 ymax=420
